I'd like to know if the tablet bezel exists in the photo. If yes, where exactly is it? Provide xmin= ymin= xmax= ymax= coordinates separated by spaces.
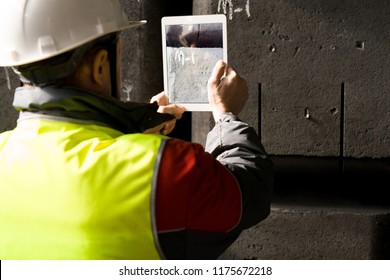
xmin=161 ymin=14 xmax=228 ymax=111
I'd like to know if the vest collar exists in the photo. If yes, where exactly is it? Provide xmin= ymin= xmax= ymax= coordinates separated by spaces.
xmin=13 ymin=85 xmax=174 ymax=134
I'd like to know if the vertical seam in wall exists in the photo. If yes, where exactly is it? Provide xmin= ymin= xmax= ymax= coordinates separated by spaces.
xmin=258 ymin=82 xmax=262 ymax=140
xmin=340 ymin=82 xmax=345 ymax=174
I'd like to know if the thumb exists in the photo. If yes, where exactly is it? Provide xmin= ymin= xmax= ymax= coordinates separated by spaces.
xmin=208 ymin=60 xmax=226 ymax=88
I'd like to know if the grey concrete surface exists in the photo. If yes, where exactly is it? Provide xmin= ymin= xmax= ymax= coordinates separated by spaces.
xmin=0 ymin=67 xmax=19 ymax=133
xmin=193 ymin=0 xmax=390 ymax=159
xmin=1 ymin=0 xmax=389 ymax=260
xmin=220 ymin=205 xmax=390 ymax=260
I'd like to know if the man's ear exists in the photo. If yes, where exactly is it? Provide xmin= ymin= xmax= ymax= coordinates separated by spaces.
xmin=92 ymin=49 xmax=109 ymax=86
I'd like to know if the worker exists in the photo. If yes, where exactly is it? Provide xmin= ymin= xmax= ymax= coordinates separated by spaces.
xmin=0 ymin=0 xmax=273 ymax=259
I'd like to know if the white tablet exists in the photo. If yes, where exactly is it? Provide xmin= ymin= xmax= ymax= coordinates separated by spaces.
xmin=161 ymin=14 xmax=228 ymax=111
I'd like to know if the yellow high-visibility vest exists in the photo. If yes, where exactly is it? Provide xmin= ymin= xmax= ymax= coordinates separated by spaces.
xmin=0 ymin=117 xmax=166 ymax=259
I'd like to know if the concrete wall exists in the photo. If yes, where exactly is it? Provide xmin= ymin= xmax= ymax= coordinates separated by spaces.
xmin=0 ymin=68 xmax=19 ymax=133
xmin=193 ymin=0 xmax=390 ymax=160
xmin=120 ymin=0 xmax=193 ymax=140
xmin=193 ymin=0 xmax=390 ymax=260
xmin=1 ymin=0 xmax=389 ymax=260
xmin=221 ymin=206 xmax=390 ymax=260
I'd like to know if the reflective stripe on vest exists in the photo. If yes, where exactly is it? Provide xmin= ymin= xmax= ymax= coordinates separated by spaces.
xmin=0 ymin=118 xmax=166 ymax=259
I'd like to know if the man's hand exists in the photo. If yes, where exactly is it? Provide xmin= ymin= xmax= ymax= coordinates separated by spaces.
xmin=207 ymin=60 xmax=249 ymax=122
xmin=143 ymin=92 xmax=186 ymax=135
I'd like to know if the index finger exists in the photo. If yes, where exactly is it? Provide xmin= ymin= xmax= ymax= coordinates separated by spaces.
xmin=150 ymin=92 xmax=168 ymax=106
xmin=158 ymin=104 xmax=186 ymax=119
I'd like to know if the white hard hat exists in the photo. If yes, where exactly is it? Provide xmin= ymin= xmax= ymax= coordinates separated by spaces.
xmin=0 ymin=0 xmax=146 ymax=67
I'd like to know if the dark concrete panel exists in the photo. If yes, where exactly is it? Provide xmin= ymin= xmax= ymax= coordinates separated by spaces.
xmin=270 ymin=156 xmax=390 ymax=206
xmin=120 ymin=0 xmax=160 ymax=103
xmin=120 ymin=0 xmax=193 ymax=141
xmin=120 ymin=0 xmax=193 ymax=104
xmin=220 ymin=206 xmax=390 ymax=260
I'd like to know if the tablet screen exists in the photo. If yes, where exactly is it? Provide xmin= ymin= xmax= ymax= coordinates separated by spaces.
xmin=161 ymin=15 xmax=227 ymax=111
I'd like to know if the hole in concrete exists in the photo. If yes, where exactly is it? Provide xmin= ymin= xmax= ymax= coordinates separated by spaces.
xmin=356 ymin=41 xmax=365 ymax=50
xmin=304 ymin=107 xmax=310 ymax=119
xmin=269 ymin=44 xmax=277 ymax=53
xmin=330 ymin=107 xmax=338 ymax=115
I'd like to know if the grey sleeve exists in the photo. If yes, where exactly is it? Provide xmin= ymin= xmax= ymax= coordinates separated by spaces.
xmin=205 ymin=112 xmax=274 ymax=229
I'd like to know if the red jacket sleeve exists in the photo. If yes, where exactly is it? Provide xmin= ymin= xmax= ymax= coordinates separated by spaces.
xmin=155 ymin=138 xmax=242 ymax=234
